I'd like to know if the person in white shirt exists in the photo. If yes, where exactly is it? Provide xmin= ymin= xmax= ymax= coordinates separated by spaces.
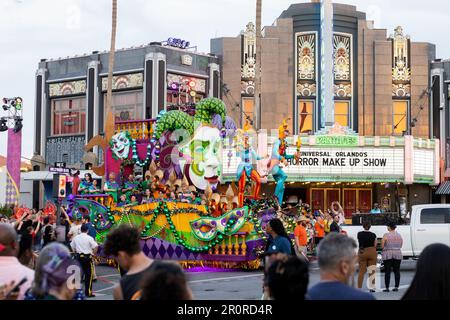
xmin=68 ymin=219 xmax=82 ymax=241
xmin=0 ymin=223 xmax=34 ymax=300
xmin=70 ymin=224 xmax=98 ymax=298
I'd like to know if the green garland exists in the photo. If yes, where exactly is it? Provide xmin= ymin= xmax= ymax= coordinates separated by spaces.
xmin=131 ymin=138 xmax=152 ymax=167
xmin=106 ymin=202 xmax=238 ymax=253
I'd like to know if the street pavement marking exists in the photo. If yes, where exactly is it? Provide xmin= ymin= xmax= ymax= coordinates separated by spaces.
xmin=189 ymin=274 xmax=264 ymax=284
xmin=374 ymin=285 xmax=409 ymax=292
xmin=94 ymin=283 xmax=118 ymax=293
xmin=98 ymin=273 xmax=121 ymax=278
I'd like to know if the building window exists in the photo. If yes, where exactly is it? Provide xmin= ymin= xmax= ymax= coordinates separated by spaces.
xmin=393 ymin=101 xmax=409 ymax=135
xmin=104 ymin=91 xmax=143 ymax=122
xmin=298 ymin=100 xmax=313 ymax=134
xmin=167 ymin=91 xmax=205 ymax=107
xmin=51 ymin=97 xmax=86 ymax=136
xmin=334 ymin=101 xmax=349 ymax=127
xmin=242 ymin=98 xmax=255 ymax=126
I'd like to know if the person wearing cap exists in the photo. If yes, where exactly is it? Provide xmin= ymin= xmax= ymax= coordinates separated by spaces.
xmin=294 ymin=216 xmax=309 ymax=257
xmin=25 ymin=242 xmax=84 ymax=300
xmin=104 ymin=172 xmax=120 ymax=203
xmin=70 ymin=224 xmax=98 ymax=298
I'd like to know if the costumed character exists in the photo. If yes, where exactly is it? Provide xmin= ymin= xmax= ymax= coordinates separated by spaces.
xmin=78 ymin=173 xmax=94 ymax=195
xmin=90 ymin=180 xmax=100 ymax=194
xmin=267 ymin=118 xmax=299 ymax=205
xmin=235 ymin=121 xmax=264 ymax=207
xmin=232 ymin=196 xmax=239 ymax=210
xmin=122 ymin=174 xmax=139 ymax=201
xmin=153 ymin=97 xmax=231 ymax=191
xmin=151 ymin=170 xmax=165 ymax=199
xmin=220 ymin=196 xmax=229 ymax=213
xmin=103 ymin=172 xmax=120 ymax=203
xmin=209 ymin=193 xmax=222 ymax=217
xmin=140 ymin=171 xmax=153 ymax=193
xmin=141 ymin=188 xmax=152 ymax=204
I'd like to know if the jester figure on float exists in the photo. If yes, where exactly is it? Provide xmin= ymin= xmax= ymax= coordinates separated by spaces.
xmin=153 ymin=97 xmax=229 ymax=191
xmin=235 ymin=120 xmax=266 ymax=207
xmin=267 ymin=118 xmax=300 ymax=205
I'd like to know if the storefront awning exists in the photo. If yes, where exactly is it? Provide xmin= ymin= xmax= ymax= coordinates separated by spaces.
xmin=435 ymin=181 xmax=450 ymax=195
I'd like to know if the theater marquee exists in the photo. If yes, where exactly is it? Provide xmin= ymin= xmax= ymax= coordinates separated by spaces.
xmin=221 ymin=134 xmax=439 ymax=185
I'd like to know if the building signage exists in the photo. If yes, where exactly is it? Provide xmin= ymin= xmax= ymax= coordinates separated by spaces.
xmin=49 ymin=166 xmax=71 ymax=174
xmin=315 ymin=135 xmax=358 ymax=147
xmin=167 ymin=38 xmax=190 ymax=49
xmin=181 ymin=55 xmax=193 ymax=66
xmin=283 ymin=146 xmax=404 ymax=179
xmin=222 ymin=134 xmax=438 ymax=184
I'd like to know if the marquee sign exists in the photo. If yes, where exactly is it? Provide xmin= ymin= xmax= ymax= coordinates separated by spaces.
xmin=315 ymin=135 xmax=358 ymax=147
xmin=221 ymin=134 xmax=438 ymax=184
xmin=283 ymin=146 xmax=404 ymax=180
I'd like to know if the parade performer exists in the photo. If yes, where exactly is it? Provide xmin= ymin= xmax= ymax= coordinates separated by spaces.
xmin=103 ymin=172 xmax=120 ymax=203
xmin=151 ymin=170 xmax=165 ymax=199
xmin=140 ymin=171 xmax=152 ymax=193
xmin=78 ymin=173 xmax=94 ymax=195
xmin=236 ymin=121 xmax=264 ymax=207
xmin=122 ymin=174 xmax=139 ymax=201
xmin=268 ymin=118 xmax=299 ymax=205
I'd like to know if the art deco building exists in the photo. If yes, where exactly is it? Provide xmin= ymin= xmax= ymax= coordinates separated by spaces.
xmin=212 ymin=1 xmax=439 ymax=215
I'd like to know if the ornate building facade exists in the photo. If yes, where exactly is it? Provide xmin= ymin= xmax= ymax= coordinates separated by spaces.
xmin=211 ymin=1 xmax=435 ymax=138
xmin=212 ymin=1 xmax=439 ymax=213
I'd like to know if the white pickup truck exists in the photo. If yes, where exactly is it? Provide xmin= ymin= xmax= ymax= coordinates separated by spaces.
xmin=342 ymin=204 xmax=450 ymax=259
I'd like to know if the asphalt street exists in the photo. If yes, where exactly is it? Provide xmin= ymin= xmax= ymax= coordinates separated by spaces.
xmin=89 ymin=259 xmax=417 ymax=300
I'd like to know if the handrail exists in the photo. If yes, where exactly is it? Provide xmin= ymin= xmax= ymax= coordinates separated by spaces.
xmin=114 ymin=119 xmax=156 ymax=140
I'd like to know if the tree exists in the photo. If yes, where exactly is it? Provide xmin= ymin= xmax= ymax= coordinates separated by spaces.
xmin=105 ymin=0 xmax=117 ymax=119
xmin=254 ymin=0 xmax=262 ymax=130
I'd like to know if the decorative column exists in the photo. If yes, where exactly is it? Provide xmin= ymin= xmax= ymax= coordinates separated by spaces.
xmin=208 ymin=63 xmax=220 ymax=98
xmin=35 ymin=67 xmax=47 ymax=158
xmin=144 ymin=52 xmax=167 ymax=119
xmin=320 ymin=0 xmax=334 ymax=128
xmin=5 ymin=129 xmax=22 ymax=206
xmin=87 ymin=61 xmax=100 ymax=156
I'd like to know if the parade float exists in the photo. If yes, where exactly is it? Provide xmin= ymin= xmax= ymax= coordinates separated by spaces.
xmin=67 ymin=98 xmax=300 ymax=269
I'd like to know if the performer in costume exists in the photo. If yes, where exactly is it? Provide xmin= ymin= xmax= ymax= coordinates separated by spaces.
xmin=122 ymin=174 xmax=139 ymax=201
xmin=103 ymin=172 xmax=120 ymax=203
xmin=236 ymin=121 xmax=264 ymax=207
xmin=140 ymin=171 xmax=152 ymax=193
xmin=151 ymin=170 xmax=165 ymax=199
xmin=78 ymin=173 xmax=94 ymax=195
xmin=268 ymin=118 xmax=299 ymax=205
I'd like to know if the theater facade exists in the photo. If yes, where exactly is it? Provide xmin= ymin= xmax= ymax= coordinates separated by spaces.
xmin=212 ymin=0 xmax=440 ymax=214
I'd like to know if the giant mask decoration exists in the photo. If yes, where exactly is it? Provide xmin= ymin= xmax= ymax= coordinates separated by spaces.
xmin=181 ymin=125 xmax=222 ymax=190
xmin=110 ymin=132 xmax=131 ymax=160
xmin=153 ymin=98 xmax=228 ymax=191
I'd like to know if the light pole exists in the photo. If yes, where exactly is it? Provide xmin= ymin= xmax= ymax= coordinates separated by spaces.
xmin=1 ymin=97 xmax=24 ymax=207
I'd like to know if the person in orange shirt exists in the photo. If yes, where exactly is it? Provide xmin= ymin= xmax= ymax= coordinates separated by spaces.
xmin=314 ymin=211 xmax=325 ymax=247
xmin=294 ymin=216 xmax=308 ymax=258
